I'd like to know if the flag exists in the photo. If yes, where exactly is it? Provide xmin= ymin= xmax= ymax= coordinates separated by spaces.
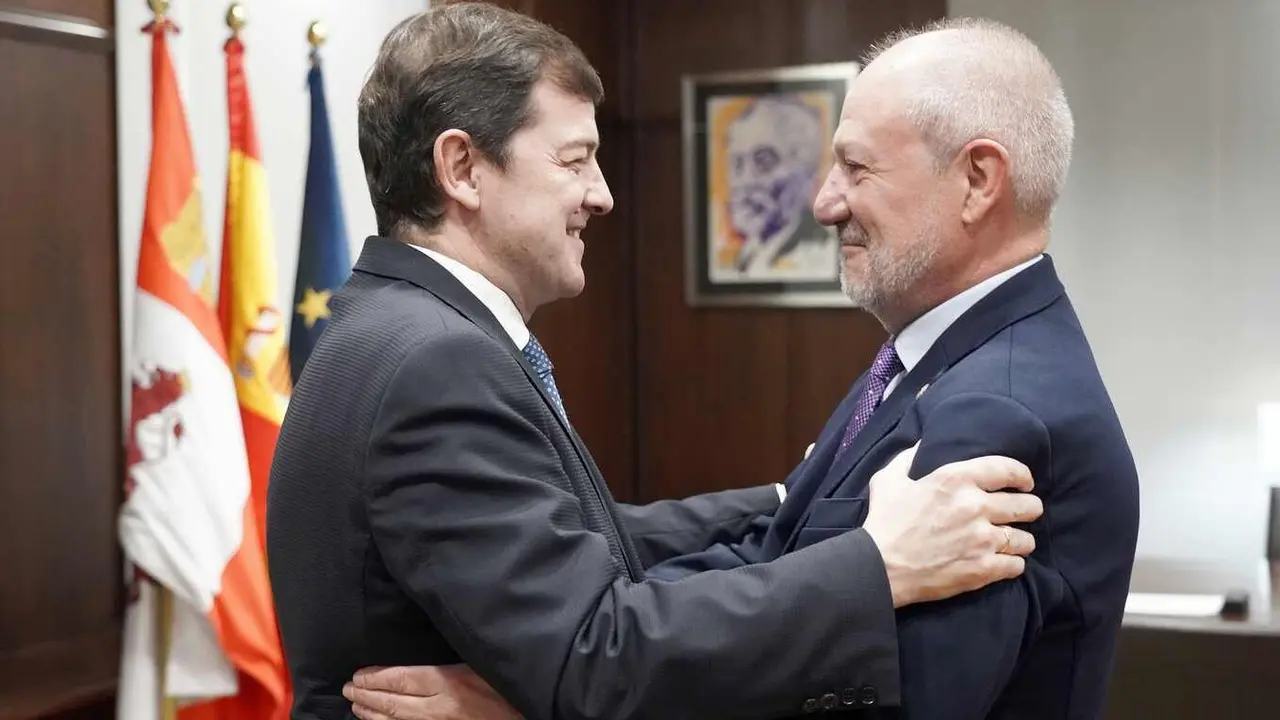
xmin=290 ymin=50 xmax=352 ymax=383
xmin=218 ymin=32 xmax=291 ymax=555
xmin=118 ymin=15 xmax=288 ymax=720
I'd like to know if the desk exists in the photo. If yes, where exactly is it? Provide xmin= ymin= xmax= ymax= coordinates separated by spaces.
xmin=1105 ymin=558 xmax=1280 ymax=718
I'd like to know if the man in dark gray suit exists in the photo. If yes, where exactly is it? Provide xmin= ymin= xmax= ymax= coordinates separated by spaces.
xmin=266 ymin=5 xmax=1044 ymax=720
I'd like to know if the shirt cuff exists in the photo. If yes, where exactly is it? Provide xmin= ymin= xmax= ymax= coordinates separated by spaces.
xmin=775 ymin=483 xmax=787 ymax=503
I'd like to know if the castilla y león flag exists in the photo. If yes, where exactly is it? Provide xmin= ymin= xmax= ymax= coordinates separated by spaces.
xmin=117 ymin=17 xmax=288 ymax=720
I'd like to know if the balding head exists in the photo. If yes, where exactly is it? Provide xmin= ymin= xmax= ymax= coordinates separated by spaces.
xmin=811 ymin=18 xmax=1070 ymax=332
xmin=861 ymin=18 xmax=1074 ymax=221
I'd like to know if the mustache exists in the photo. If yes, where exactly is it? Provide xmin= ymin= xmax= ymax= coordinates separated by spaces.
xmin=839 ymin=222 xmax=869 ymax=246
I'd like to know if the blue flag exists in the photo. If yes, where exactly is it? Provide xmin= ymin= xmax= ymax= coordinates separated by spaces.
xmin=290 ymin=56 xmax=351 ymax=384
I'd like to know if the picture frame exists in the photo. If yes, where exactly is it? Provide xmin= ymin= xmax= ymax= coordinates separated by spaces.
xmin=681 ymin=61 xmax=860 ymax=308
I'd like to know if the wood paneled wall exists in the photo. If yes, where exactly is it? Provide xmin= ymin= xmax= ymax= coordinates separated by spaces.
xmin=0 ymin=3 xmax=943 ymax=716
xmin=523 ymin=0 xmax=945 ymax=503
xmin=0 ymin=3 xmax=121 ymax=719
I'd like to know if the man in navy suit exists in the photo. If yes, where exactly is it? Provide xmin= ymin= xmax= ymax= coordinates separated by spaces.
xmin=343 ymin=16 xmax=1139 ymax=720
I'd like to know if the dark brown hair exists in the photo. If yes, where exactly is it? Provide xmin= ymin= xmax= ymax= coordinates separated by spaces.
xmin=358 ymin=1 xmax=604 ymax=235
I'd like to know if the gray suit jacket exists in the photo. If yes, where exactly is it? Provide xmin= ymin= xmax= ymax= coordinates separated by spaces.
xmin=267 ymin=236 xmax=901 ymax=720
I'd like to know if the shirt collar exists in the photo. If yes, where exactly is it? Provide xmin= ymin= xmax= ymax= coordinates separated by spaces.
xmin=408 ymin=245 xmax=531 ymax=349
xmin=893 ymin=254 xmax=1044 ymax=373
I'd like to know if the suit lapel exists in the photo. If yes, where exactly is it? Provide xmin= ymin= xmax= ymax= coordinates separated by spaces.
xmin=353 ymin=235 xmax=510 ymax=342
xmin=779 ymin=358 xmax=946 ymax=553
xmin=790 ymin=375 xmax=869 ymax=497
xmin=815 ymin=358 xmax=945 ymax=501
xmin=351 ymin=236 xmax=607 ymax=491
xmin=784 ymin=256 xmax=1068 ymax=546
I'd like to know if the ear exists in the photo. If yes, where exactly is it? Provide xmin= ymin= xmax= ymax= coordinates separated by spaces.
xmin=433 ymin=129 xmax=481 ymax=211
xmin=958 ymin=139 xmax=1010 ymax=225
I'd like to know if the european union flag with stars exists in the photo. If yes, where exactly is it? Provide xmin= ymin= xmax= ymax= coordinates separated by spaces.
xmin=290 ymin=53 xmax=351 ymax=384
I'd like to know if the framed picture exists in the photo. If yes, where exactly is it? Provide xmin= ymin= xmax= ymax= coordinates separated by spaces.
xmin=682 ymin=61 xmax=859 ymax=308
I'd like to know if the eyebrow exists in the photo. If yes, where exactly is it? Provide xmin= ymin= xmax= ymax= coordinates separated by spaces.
xmin=834 ymin=137 xmax=871 ymax=163
xmin=558 ymin=138 xmax=599 ymax=155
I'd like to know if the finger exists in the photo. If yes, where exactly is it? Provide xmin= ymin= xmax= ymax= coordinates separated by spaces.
xmin=356 ymin=665 xmax=433 ymax=695
xmin=344 ymin=686 xmax=409 ymax=718
xmin=967 ymin=457 xmax=1034 ymax=493
xmin=352 ymin=666 xmax=388 ymax=689
xmin=1000 ymin=527 xmax=1036 ymax=556
xmin=992 ymin=525 xmax=1012 ymax=553
xmin=985 ymin=491 xmax=1043 ymax=525
xmin=981 ymin=553 xmax=1027 ymax=584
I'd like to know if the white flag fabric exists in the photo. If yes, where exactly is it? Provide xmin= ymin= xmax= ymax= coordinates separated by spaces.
xmin=118 ymin=17 xmax=288 ymax=720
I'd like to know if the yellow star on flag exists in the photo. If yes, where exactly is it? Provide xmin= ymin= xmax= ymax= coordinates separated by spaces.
xmin=295 ymin=287 xmax=332 ymax=329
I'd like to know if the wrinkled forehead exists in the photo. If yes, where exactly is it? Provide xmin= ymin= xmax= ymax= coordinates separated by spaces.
xmin=831 ymin=74 xmax=915 ymax=156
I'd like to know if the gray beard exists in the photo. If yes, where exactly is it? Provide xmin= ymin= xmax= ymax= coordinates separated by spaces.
xmin=839 ymin=229 xmax=942 ymax=322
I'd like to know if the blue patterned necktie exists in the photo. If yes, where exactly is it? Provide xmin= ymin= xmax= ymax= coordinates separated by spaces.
xmin=834 ymin=341 xmax=904 ymax=461
xmin=522 ymin=335 xmax=567 ymax=420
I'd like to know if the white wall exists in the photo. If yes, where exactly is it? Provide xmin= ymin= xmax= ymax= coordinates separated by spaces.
xmin=949 ymin=0 xmax=1280 ymax=560
xmin=116 ymin=0 xmax=427 ymax=382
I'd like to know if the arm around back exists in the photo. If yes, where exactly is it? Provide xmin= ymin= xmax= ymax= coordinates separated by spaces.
xmin=616 ymin=485 xmax=780 ymax=567
xmin=364 ymin=331 xmax=901 ymax=720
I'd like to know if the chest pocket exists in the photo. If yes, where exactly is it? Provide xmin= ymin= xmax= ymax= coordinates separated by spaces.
xmin=793 ymin=496 xmax=870 ymax=551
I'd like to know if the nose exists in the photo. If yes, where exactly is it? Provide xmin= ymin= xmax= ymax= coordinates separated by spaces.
xmin=585 ymin=165 xmax=614 ymax=216
xmin=811 ymin=166 xmax=849 ymax=227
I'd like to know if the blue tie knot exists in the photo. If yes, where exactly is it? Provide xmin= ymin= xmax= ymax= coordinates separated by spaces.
xmin=522 ymin=335 xmax=566 ymax=420
xmin=522 ymin=335 xmax=554 ymax=376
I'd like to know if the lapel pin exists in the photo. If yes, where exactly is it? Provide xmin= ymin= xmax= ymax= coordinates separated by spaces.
xmin=916 ymin=383 xmax=930 ymax=399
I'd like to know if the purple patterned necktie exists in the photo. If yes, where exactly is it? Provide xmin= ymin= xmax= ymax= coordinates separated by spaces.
xmin=835 ymin=341 xmax=904 ymax=459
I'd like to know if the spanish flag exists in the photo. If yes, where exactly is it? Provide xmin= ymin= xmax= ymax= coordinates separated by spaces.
xmin=117 ymin=14 xmax=288 ymax=720
xmin=218 ymin=31 xmax=290 ymax=554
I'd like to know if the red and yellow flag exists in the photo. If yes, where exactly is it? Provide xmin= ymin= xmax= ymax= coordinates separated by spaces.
xmin=118 ymin=15 xmax=289 ymax=720
xmin=218 ymin=33 xmax=291 ymax=553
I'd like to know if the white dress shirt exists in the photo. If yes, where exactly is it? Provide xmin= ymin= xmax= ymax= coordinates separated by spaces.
xmin=408 ymin=245 xmax=531 ymax=350
xmin=883 ymin=254 xmax=1044 ymax=400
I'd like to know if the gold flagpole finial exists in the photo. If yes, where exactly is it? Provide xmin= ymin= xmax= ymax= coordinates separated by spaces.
xmin=148 ymin=0 xmax=170 ymax=19
xmin=308 ymin=21 xmax=328 ymax=49
xmin=226 ymin=2 xmax=247 ymax=35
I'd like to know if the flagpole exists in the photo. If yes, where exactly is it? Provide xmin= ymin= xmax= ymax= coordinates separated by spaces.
xmin=226 ymin=2 xmax=245 ymax=38
xmin=292 ymin=13 xmax=351 ymax=383
xmin=140 ymin=0 xmax=181 ymax=708
xmin=157 ymin=583 xmax=178 ymax=720
xmin=308 ymin=19 xmax=327 ymax=65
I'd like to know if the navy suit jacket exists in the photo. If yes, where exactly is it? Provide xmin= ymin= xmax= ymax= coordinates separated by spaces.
xmin=651 ymin=256 xmax=1140 ymax=719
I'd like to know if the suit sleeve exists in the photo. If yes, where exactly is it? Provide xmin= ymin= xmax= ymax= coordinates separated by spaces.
xmin=364 ymin=334 xmax=902 ymax=720
xmin=616 ymin=485 xmax=780 ymax=567
xmin=896 ymin=391 xmax=1053 ymax=719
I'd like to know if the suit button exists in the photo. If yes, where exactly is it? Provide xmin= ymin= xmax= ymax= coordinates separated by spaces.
xmin=801 ymin=697 xmax=819 ymax=714
xmin=820 ymin=693 xmax=838 ymax=710
xmin=858 ymin=685 xmax=878 ymax=706
xmin=841 ymin=688 xmax=857 ymax=705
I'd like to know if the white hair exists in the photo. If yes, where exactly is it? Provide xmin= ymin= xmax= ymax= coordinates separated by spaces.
xmin=864 ymin=18 xmax=1074 ymax=221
